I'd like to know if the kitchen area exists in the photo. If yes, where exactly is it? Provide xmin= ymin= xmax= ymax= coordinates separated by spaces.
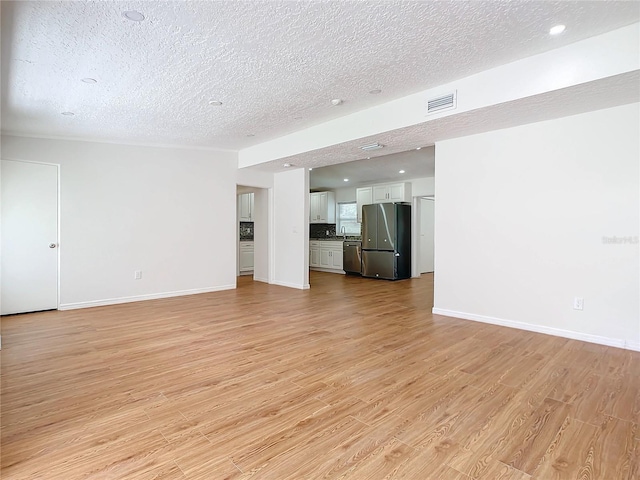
xmin=308 ymin=146 xmax=436 ymax=281
xmin=236 ymin=147 xmax=435 ymax=282
xmin=309 ymin=181 xmax=415 ymax=280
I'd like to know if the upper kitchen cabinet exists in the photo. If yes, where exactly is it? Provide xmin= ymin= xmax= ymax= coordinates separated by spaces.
xmin=356 ymin=182 xmax=412 ymax=222
xmin=309 ymin=191 xmax=336 ymax=223
xmin=372 ymin=182 xmax=412 ymax=203
xmin=238 ymin=193 xmax=254 ymax=222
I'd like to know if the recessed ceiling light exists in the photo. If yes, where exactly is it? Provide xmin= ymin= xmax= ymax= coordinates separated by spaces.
xmin=123 ymin=11 xmax=145 ymax=21
xmin=367 ymin=157 xmax=371 ymax=160
xmin=61 ymin=111 xmax=75 ymax=116
xmin=416 ymin=147 xmax=422 ymax=150
xmin=369 ymin=89 xmax=382 ymax=94
xmin=81 ymin=78 xmax=97 ymax=84
xmin=399 ymin=170 xmax=405 ymax=174
xmin=343 ymin=178 xmax=349 ymax=182
xmin=283 ymin=163 xmax=293 ymax=168
xmin=331 ymin=99 xmax=343 ymax=106
xmin=360 ymin=143 xmax=384 ymax=151
xmin=309 ymin=168 xmax=313 ymax=171
xmin=208 ymin=100 xmax=223 ymax=106
xmin=550 ymin=24 xmax=566 ymax=35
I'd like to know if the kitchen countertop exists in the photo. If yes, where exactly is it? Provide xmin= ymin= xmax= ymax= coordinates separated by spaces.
xmin=310 ymin=236 xmax=362 ymax=241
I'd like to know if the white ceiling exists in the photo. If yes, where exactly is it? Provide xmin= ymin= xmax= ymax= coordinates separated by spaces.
xmin=2 ymin=1 xmax=639 ymax=151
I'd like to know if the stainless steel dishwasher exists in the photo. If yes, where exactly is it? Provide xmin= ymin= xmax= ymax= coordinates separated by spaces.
xmin=343 ymin=241 xmax=362 ymax=275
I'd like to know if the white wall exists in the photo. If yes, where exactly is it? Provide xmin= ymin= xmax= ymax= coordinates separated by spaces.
xmin=252 ymin=188 xmax=270 ymax=283
xmin=273 ymin=168 xmax=309 ymax=289
xmin=411 ymin=177 xmax=435 ymax=197
xmin=1 ymin=135 xmax=238 ymax=308
xmin=333 ymin=186 xmax=356 ymax=203
xmin=237 ymin=167 xmax=274 ymax=189
xmin=433 ymin=103 xmax=640 ymax=350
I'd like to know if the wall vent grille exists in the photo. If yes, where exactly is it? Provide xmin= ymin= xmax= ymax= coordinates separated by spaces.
xmin=427 ymin=92 xmax=456 ymax=114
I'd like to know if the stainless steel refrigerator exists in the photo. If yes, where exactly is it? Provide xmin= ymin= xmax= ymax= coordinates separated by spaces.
xmin=361 ymin=203 xmax=411 ymax=280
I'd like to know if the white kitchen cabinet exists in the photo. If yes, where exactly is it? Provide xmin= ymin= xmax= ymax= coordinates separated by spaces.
xmin=309 ymin=240 xmax=343 ymax=272
xmin=239 ymin=241 xmax=254 ymax=272
xmin=356 ymin=187 xmax=372 ymax=223
xmin=372 ymin=182 xmax=411 ymax=203
xmin=309 ymin=191 xmax=336 ymax=223
xmin=238 ymin=193 xmax=254 ymax=222
xmin=328 ymin=245 xmax=343 ymax=270
xmin=309 ymin=241 xmax=321 ymax=267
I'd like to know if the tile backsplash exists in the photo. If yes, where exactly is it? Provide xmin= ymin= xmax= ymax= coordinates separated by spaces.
xmin=309 ymin=223 xmax=336 ymax=238
xmin=239 ymin=222 xmax=254 ymax=241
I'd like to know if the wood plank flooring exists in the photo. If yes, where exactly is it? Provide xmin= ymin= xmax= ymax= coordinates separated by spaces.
xmin=1 ymin=272 xmax=638 ymax=479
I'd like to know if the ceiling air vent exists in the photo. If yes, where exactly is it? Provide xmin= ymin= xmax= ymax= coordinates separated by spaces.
xmin=427 ymin=91 xmax=456 ymax=115
xmin=360 ymin=142 xmax=384 ymax=152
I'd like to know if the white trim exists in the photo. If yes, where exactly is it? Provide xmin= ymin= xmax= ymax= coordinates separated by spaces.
xmin=625 ymin=341 xmax=640 ymax=352
xmin=431 ymin=308 xmax=640 ymax=352
xmin=253 ymin=276 xmax=270 ymax=283
xmin=59 ymin=285 xmax=235 ymax=310
xmin=1 ymin=131 xmax=237 ymax=153
xmin=270 ymin=281 xmax=310 ymax=290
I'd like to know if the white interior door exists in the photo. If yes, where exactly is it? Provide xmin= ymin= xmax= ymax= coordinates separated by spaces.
xmin=1 ymin=160 xmax=59 ymax=314
xmin=420 ymin=197 xmax=434 ymax=273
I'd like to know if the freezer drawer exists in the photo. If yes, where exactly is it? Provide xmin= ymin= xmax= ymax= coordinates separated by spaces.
xmin=362 ymin=250 xmax=397 ymax=280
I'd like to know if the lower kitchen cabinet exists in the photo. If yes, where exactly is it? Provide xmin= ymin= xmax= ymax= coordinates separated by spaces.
xmin=309 ymin=241 xmax=343 ymax=272
xmin=239 ymin=241 xmax=254 ymax=273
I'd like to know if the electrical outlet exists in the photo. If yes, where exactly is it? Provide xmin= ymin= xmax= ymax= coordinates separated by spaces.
xmin=573 ymin=297 xmax=584 ymax=310
xmin=134 ymin=270 xmax=142 ymax=280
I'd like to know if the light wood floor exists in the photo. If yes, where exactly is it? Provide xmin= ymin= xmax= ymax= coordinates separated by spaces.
xmin=1 ymin=272 xmax=638 ymax=479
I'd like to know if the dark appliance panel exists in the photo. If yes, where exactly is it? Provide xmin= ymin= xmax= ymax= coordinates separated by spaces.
xmin=362 ymin=250 xmax=397 ymax=280
xmin=362 ymin=204 xmax=378 ymax=250
xmin=377 ymin=203 xmax=396 ymax=251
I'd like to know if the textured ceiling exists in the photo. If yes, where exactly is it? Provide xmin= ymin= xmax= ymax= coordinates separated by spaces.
xmin=310 ymin=147 xmax=435 ymax=190
xmin=2 ymin=1 xmax=639 ymax=150
xmin=264 ymin=70 xmax=640 ymax=183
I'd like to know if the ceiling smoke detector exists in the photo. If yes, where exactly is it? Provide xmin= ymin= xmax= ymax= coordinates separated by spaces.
xmin=208 ymin=100 xmax=223 ymax=106
xmin=331 ymin=99 xmax=343 ymax=106
xmin=61 ymin=111 xmax=75 ymax=116
xmin=283 ymin=163 xmax=293 ymax=168
xmin=81 ymin=78 xmax=97 ymax=84
xmin=360 ymin=143 xmax=384 ymax=152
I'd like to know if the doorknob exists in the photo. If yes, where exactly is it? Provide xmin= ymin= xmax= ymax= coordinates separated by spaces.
xmin=49 ymin=243 xmax=57 ymax=248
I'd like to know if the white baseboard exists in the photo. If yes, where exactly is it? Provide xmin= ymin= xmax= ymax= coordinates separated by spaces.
xmin=431 ymin=308 xmax=640 ymax=352
xmin=271 ymin=280 xmax=310 ymax=290
xmin=310 ymin=268 xmax=345 ymax=275
xmin=59 ymin=285 xmax=236 ymax=311
xmin=253 ymin=276 xmax=269 ymax=284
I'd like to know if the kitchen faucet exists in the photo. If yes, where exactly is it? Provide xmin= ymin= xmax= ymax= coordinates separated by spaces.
xmin=340 ymin=226 xmax=346 ymax=240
